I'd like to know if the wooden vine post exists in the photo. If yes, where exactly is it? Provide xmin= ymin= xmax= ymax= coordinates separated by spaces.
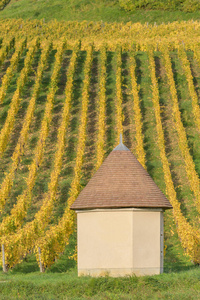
xmin=38 ymin=247 xmax=45 ymax=273
xmin=2 ymin=244 xmax=8 ymax=272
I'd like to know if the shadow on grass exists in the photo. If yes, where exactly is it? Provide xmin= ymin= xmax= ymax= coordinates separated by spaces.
xmin=135 ymin=52 xmax=155 ymax=176
xmin=122 ymin=51 xmax=131 ymax=149
xmin=105 ymin=50 xmax=115 ymax=155
xmin=81 ymin=50 xmax=98 ymax=184
xmin=164 ymin=264 xmax=198 ymax=273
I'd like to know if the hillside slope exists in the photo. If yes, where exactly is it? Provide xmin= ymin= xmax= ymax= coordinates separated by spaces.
xmin=1 ymin=0 xmax=200 ymax=23
xmin=0 ymin=19 xmax=200 ymax=271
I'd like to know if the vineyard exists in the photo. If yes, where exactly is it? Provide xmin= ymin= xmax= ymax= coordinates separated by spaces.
xmin=0 ymin=0 xmax=10 ymax=11
xmin=0 ymin=18 xmax=200 ymax=272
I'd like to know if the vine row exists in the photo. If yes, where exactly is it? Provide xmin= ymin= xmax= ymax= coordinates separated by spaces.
xmin=148 ymin=48 xmax=200 ymax=264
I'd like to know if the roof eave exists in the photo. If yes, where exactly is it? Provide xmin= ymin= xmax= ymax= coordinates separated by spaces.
xmin=70 ymin=204 xmax=173 ymax=211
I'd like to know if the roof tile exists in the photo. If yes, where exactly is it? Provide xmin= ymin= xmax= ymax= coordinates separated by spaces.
xmin=71 ymin=148 xmax=172 ymax=210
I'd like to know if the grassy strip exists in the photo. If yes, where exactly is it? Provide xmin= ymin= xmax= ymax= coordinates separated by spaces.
xmin=95 ymin=46 xmax=106 ymax=170
xmin=178 ymin=47 xmax=200 ymax=131
xmin=187 ymin=49 xmax=200 ymax=174
xmin=82 ymin=49 xmax=99 ymax=182
xmin=105 ymin=50 xmax=116 ymax=154
xmin=51 ymin=50 xmax=87 ymax=224
xmin=1 ymin=0 xmax=200 ymax=23
xmin=0 ymin=267 xmax=199 ymax=299
xmin=129 ymin=51 xmax=145 ymax=168
xmin=136 ymin=51 xmax=164 ymax=189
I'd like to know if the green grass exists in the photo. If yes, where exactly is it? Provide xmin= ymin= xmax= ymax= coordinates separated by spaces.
xmin=1 ymin=0 xmax=200 ymax=24
xmin=0 ymin=266 xmax=200 ymax=299
xmin=0 ymin=231 xmax=195 ymax=299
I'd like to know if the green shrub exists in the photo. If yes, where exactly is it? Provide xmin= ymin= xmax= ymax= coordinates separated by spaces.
xmin=182 ymin=0 xmax=200 ymax=12
xmin=0 ymin=0 xmax=11 ymax=10
xmin=119 ymin=0 xmax=200 ymax=11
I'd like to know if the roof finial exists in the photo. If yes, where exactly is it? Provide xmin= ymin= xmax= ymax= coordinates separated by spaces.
xmin=113 ymin=132 xmax=130 ymax=151
xmin=120 ymin=133 xmax=123 ymax=144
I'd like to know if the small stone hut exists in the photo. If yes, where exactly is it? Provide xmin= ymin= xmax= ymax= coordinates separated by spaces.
xmin=71 ymin=137 xmax=172 ymax=277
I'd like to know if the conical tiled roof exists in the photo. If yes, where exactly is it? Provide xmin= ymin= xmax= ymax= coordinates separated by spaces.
xmin=71 ymin=139 xmax=172 ymax=210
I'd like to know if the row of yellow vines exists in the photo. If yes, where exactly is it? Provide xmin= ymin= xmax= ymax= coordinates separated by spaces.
xmin=129 ymin=52 xmax=146 ymax=168
xmin=0 ymin=41 xmax=52 ymax=233
xmin=0 ymin=38 xmax=26 ymax=104
xmin=161 ymin=47 xmax=200 ymax=215
xmin=0 ymin=39 xmax=39 ymax=156
xmin=96 ymin=45 xmax=106 ymax=170
xmin=37 ymin=45 xmax=93 ymax=268
xmin=178 ymin=47 xmax=200 ymax=131
xmin=0 ymin=40 xmax=66 ymax=267
xmin=0 ymin=36 xmax=15 ymax=67
xmin=0 ymin=39 xmax=200 ymax=268
xmin=148 ymin=48 xmax=200 ymax=264
xmin=1 ymin=43 xmax=91 ymax=269
xmin=1 ymin=19 xmax=200 ymax=51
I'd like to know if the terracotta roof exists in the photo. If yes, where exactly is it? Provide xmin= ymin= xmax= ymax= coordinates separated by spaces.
xmin=71 ymin=142 xmax=172 ymax=210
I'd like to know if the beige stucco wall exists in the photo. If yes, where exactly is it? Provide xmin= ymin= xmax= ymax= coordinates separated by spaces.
xmin=77 ymin=208 xmax=164 ymax=277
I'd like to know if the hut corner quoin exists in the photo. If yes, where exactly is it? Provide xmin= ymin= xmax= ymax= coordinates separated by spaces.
xmin=70 ymin=135 xmax=172 ymax=277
